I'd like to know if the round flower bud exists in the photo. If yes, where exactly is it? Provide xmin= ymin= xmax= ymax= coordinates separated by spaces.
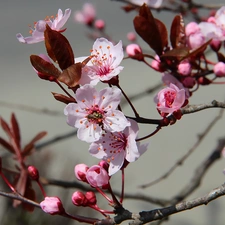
xmin=126 ymin=44 xmax=143 ymax=61
xmin=214 ymin=62 xmax=225 ymax=77
xmin=72 ymin=191 xmax=88 ymax=206
xmin=127 ymin=32 xmax=136 ymax=42
xmin=85 ymin=191 xmax=97 ymax=205
xmin=94 ymin=19 xmax=105 ymax=30
xmin=28 ymin=165 xmax=39 ymax=181
xmin=74 ymin=164 xmax=89 ymax=182
xmin=40 ymin=196 xmax=64 ymax=215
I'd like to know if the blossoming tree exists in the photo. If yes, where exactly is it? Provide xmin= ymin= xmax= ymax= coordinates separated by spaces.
xmin=1 ymin=1 xmax=225 ymax=224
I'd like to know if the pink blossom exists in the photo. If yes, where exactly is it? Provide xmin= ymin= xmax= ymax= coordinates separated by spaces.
xmin=89 ymin=119 xmax=148 ymax=175
xmin=185 ymin=22 xmax=200 ymax=37
xmin=86 ymin=165 xmax=109 ymax=188
xmin=75 ymin=38 xmax=124 ymax=86
xmin=214 ymin=62 xmax=225 ymax=77
xmin=74 ymin=164 xmax=89 ymax=182
xmin=72 ymin=191 xmax=88 ymax=206
xmin=177 ymin=60 xmax=191 ymax=76
xmin=155 ymin=83 xmax=186 ymax=117
xmin=40 ymin=197 xmax=64 ymax=215
xmin=128 ymin=0 xmax=163 ymax=8
xmin=162 ymin=73 xmax=190 ymax=98
xmin=16 ymin=9 xmax=71 ymax=44
xmin=74 ymin=3 xmax=96 ymax=25
xmin=64 ymin=84 xmax=130 ymax=143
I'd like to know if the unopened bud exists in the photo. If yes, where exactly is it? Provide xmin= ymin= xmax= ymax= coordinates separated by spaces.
xmin=74 ymin=164 xmax=89 ymax=182
xmin=85 ymin=191 xmax=97 ymax=205
xmin=214 ymin=62 xmax=225 ymax=77
xmin=126 ymin=44 xmax=143 ymax=61
xmin=72 ymin=191 xmax=88 ymax=206
xmin=94 ymin=19 xmax=105 ymax=30
xmin=28 ymin=165 xmax=39 ymax=181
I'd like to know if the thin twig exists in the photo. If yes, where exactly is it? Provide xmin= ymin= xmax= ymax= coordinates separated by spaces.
xmin=140 ymin=108 xmax=224 ymax=188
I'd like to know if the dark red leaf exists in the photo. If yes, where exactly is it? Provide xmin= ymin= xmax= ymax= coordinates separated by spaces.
xmin=0 ymin=117 xmax=13 ymax=139
xmin=22 ymin=180 xmax=36 ymax=212
xmin=52 ymin=92 xmax=76 ymax=104
xmin=58 ymin=63 xmax=82 ymax=88
xmin=155 ymin=18 xmax=168 ymax=50
xmin=0 ymin=137 xmax=14 ymax=153
xmin=30 ymin=55 xmax=61 ymax=81
xmin=161 ymin=47 xmax=189 ymax=61
xmin=44 ymin=25 xmax=74 ymax=70
xmin=217 ymin=52 xmax=225 ymax=63
xmin=10 ymin=113 xmax=21 ymax=148
xmin=170 ymin=14 xmax=186 ymax=49
xmin=133 ymin=4 xmax=164 ymax=55
xmin=22 ymin=131 xmax=47 ymax=157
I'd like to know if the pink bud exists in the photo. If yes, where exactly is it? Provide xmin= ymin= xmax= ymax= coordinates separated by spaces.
xmin=210 ymin=39 xmax=221 ymax=51
xmin=98 ymin=160 xmax=109 ymax=172
xmin=40 ymin=197 xmax=64 ymax=215
xmin=188 ymin=31 xmax=205 ymax=49
xmin=74 ymin=164 xmax=89 ymax=182
xmin=28 ymin=165 xmax=39 ymax=181
xmin=86 ymin=165 xmax=109 ymax=188
xmin=178 ymin=60 xmax=191 ymax=76
xmin=126 ymin=44 xmax=143 ymax=61
xmin=94 ymin=19 xmax=105 ymax=30
xmin=207 ymin=16 xmax=216 ymax=23
xmin=72 ymin=191 xmax=88 ymax=206
xmin=214 ymin=62 xmax=225 ymax=77
xmin=185 ymin=22 xmax=200 ymax=37
xmin=127 ymin=32 xmax=136 ymax=42
xmin=85 ymin=191 xmax=97 ymax=205
xmin=151 ymin=55 xmax=164 ymax=72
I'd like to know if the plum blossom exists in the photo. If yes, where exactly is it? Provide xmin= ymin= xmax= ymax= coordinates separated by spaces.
xmin=16 ymin=9 xmax=71 ymax=44
xmin=86 ymin=165 xmax=109 ymax=188
xmin=128 ymin=0 xmax=163 ymax=8
xmin=75 ymin=38 xmax=124 ymax=86
xmin=72 ymin=191 xmax=88 ymax=206
xmin=155 ymin=83 xmax=186 ymax=117
xmin=74 ymin=164 xmax=89 ymax=182
xmin=162 ymin=73 xmax=190 ymax=98
xmin=64 ymin=84 xmax=130 ymax=143
xmin=89 ymin=119 xmax=148 ymax=176
xmin=40 ymin=197 xmax=64 ymax=215
xmin=74 ymin=3 xmax=96 ymax=25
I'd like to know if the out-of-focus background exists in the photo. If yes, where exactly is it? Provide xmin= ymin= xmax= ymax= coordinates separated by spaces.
xmin=1 ymin=0 xmax=225 ymax=224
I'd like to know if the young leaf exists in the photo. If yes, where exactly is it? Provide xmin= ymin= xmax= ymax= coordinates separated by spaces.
xmin=133 ymin=4 xmax=164 ymax=56
xmin=57 ymin=63 xmax=82 ymax=88
xmin=44 ymin=25 xmax=74 ymax=70
xmin=0 ymin=137 xmax=14 ymax=153
xmin=52 ymin=92 xmax=76 ymax=104
xmin=30 ymin=55 xmax=61 ymax=80
xmin=22 ymin=131 xmax=47 ymax=157
xmin=10 ymin=113 xmax=21 ymax=148
xmin=170 ymin=14 xmax=186 ymax=49
xmin=0 ymin=117 xmax=13 ymax=139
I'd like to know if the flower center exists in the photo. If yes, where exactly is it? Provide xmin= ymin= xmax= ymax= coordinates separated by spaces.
xmin=86 ymin=105 xmax=104 ymax=125
xmin=164 ymin=90 xmax=176 ymax=108
xmin=90 ymin=45 xmax=115 ymax=76
xmin=106 ymin=132 xmax=127 ymax=162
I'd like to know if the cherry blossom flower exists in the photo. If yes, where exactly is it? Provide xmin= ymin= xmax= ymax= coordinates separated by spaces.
xmin=89 ymin=119 xmax=148 ymax=176
xmin=128 ymin=0 xmax=163 ymax=8
xmin=86 ymin=165 xmax=109 ymax=188
xmin=40 ymin=197 xmax=64 ymax=215
xmin=75 ymin=38 xmax=124 ymax=86
xmin=162 ymin=73 xmax=190 ymax=98
xmin=155 ymin=83 xmax=186 ymax=117
xmin=16 ymin=9 xmax=71 ymax=44
xmin=64 ymin=84 xmax=130 ymax=143
xmin=74 ymin=3 xmax=96 ymax=26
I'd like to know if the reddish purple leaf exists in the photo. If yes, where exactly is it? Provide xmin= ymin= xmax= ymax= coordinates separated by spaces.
xmin=52 ymin=92 xmax=76 ymax=104
xmin=0 ymin=137 xmax=14 ymax=153
xmin=10 ymin=113 xmax=21 ymax=149
xmin=0 ymin=117 xmax=13 ymax=139
xmin=44 ymin=25 xmax=74 ymax=70
xmin=22 ymin=131 xmax=47 ymax=157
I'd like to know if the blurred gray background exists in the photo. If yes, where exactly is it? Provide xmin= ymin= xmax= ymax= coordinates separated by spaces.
xmin=1 ymin=0 xmax=225 ymax=224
